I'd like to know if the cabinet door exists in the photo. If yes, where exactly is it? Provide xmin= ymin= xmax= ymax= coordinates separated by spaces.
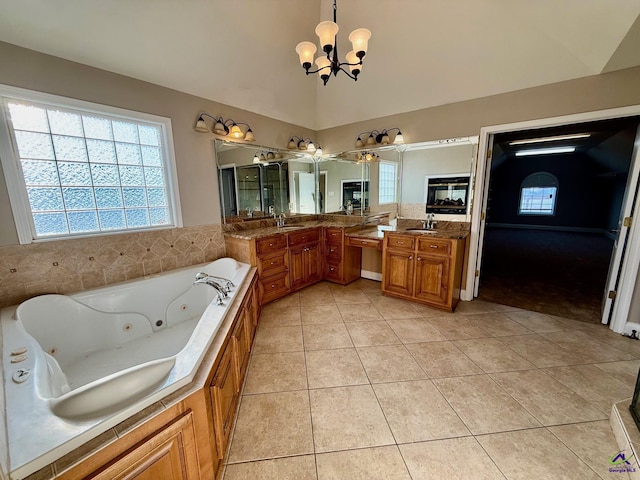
xmin=90 ymin=412 xmax=200 ymax=480
xmin=232 ymin=311 xmax=250 ymax=386
xmin=414 ymin=254 xmax=450 ymax=305
xmin=245 ymin=286 xmax=257 ymax=348
xmin=306 ymin=243 xmax=322 ymax=284
xmin=289 ymin=244 xmax=306 ymax=290
xmin=382 ymin=249 xmax=414 ymax=297
xmin=210 ymin=342 xmax=239 ymax=457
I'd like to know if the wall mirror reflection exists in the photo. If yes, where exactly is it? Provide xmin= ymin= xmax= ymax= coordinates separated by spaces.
xmin=326 ymin=146 xmax=401 ymax=217
xmin=398 ymin=137 xmax=478 ymax=220
xmin=215 ymin=139 xmax=317 ymax=223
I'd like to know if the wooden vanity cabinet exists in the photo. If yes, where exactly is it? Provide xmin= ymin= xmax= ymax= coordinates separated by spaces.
xmin=323 ymin=227 xmax=361 ymax=285
xmin=288 ymin=228 xmax=322 ymax=291
xmin=382 ymin=232 xmax=465 ymax=311
xmin=89 ymin=412 xmax=200 ymax=480
xmin=255 ymin=234 xmax=290 ymax=304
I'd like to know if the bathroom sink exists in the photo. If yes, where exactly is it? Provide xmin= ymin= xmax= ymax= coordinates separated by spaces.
xmin=404 ymin=229 xmax=438 ymax=234
xmin=277 ymin=225 xmax=303 ymax=229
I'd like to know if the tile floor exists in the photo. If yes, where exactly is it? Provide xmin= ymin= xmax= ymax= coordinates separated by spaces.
xmin=222 ymin=279 xmax=640 ymax=480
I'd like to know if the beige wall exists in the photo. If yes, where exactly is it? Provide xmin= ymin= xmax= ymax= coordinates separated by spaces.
xmin=0 ymin=41 xmax=315 ymax=246
xmin=317 ymin=66 xmax=640 ymax=153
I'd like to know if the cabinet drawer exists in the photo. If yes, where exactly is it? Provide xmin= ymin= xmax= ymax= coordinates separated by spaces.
xmin=256 ymin=234 xmax=287 ymax=255
xmin=325 ymin=261 xmax=342 ymax=281
xmin=288 ymin=228 xmax=319 ymax=246
xmin=257 ymin=251 xmax=287 ymax=276
xmin=258 ymin=271 xmax=289 ymax=304
xmin=325 ymin=242 xmax=342 ymax=261
xmin=325 ymin=227 xmax=343 ymax=242
xmin=347 ymin=236 xmax=382 ymax=250
xmin=417 ymin=237 xmax=451 ymax=256
xmin=386 ymin=234 xmax=415 ymax=250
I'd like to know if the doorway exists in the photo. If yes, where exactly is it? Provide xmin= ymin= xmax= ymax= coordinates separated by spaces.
xmin=478 ymin=118 xmax=639 ymax=323
xmin=219 ymin=165 xmax=238 ymax=218
xmin=466 ymin=106 xmax=640 ymax=333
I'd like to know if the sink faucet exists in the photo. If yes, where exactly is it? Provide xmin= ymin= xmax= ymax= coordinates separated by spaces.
xmin=424 ymin=213 xmax=436 ymax=230
xmin=277 ymin=213 xmax=286 ymax=227
xmin=246 ymin=207 xmax=253 ymax=218
xmin=193 ymin=272 xmax=228 ymax=305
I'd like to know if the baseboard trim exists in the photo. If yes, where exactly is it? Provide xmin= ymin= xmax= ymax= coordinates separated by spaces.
xmin=488 ymin=223 xmax=607 ymax=235
xmin=361 ymin=270 xmax=382 ymax=281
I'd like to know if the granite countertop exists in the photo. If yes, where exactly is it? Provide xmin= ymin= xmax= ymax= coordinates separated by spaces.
xmin=224 ymin=221 xmax=357 ymax=240
xmin=345 ymin=223 xmax=470 ymax=240
xmin=224 ymin=220 xmax=470 ymax=242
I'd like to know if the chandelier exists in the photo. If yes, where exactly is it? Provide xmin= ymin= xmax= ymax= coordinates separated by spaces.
xmin=295 ymin=0 xmax=371 ymax=86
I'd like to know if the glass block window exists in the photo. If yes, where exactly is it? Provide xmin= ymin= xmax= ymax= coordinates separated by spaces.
xmin=0 ymin=88 xmax=180 ymax=242
xmin=378 ymin=161 xmax=397 ymax=204
xmin=519 ymin=172 xmax=558 ymax=215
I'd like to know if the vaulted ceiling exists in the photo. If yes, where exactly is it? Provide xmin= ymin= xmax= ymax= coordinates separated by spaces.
xmin=1 ymin=0 xmax=640 ymax=131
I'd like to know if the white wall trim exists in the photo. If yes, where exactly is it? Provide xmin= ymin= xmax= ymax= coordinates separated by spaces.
xmin=487 ymin=223 xmax=605 ymax=234
xmin=360 ymin=270 xmax=382 ymax=281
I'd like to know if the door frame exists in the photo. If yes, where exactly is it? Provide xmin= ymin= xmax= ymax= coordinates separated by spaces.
xmin=465 ymin=104 xmax=640 ymax=334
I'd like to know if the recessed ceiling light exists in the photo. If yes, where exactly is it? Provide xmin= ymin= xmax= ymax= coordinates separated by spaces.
xmin=515 ymin=146 xmax=576 ymax=156
xmin=509 ymin=133 xmax=591 ymax=146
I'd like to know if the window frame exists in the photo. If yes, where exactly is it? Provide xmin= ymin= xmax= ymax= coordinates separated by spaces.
xmin=0 ymin=84 xmax=182 ymax=244
xmin=378 ymin=160 xmax=398 ymax=205
xmin=517 ymin=172 xmax=558 ymax=216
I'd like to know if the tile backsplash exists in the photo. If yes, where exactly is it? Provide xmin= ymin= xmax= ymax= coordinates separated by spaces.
xmin=0 ymin=224 xmax=226 ymax=309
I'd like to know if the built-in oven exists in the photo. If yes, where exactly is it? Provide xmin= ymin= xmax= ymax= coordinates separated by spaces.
xmin=426 ymin=175 xmax=470 ymax=215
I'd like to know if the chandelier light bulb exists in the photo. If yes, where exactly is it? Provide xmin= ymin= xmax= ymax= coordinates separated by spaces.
xmin=295 ymin=41 xmax=317 ymax=68
xmin=315 ymin=21 xmax=339 ymax=53
xmin=213 ymin=121 xmax=227 ymax=135
xmin=355 ymin=136 xmax=364 ymax=148
xmin=348 ymin=28 xmax=371 ymax=57
xmin=366 ymin=134 xmax=376 ymax=146
xmin=393 ymin=131 xmax=404 ymax=144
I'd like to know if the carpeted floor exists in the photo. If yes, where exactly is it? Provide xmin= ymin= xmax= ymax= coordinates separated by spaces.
xmin=477 ymin=227 xmax=615 ymax=324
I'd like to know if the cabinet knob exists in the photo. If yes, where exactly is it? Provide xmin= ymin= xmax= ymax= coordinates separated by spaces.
xmin=330 ymin=248 xmax=334 ymax=252
xmin=361 ymin=241 xmax=366 ymax=245
xmin=417 ymin=257 xmax=421 ymax=261
xmin=430 ymin=245 xmax=438 ymax=249
xmin=409 ymin=256 xmax=413 ymax=260
xmin=397 ymin=241 xmax=404 ymax=245
xmin=270 ymin=261 xmax=277 ymax=265
xmin=330 ymin=267 xmax=335 ymax=271
xmin=271 ymin=284 xmax=276 ymax=288
xmin=269 ymin=243 xmax=274 ymax=247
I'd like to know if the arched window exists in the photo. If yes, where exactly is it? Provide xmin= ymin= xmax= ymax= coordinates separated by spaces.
xmin=519 ymin=172 xmax=558 ymax=215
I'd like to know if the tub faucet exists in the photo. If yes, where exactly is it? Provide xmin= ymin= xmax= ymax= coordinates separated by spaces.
xmin=195 ymin=272 xmax=234 ymax=293
xmin=193 ymin=274 xmax=227 ymax=305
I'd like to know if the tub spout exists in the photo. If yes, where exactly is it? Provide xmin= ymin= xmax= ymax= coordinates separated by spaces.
xmin=195 ymin=272 xmax=234 ymax=293
xmin=193 ymin=275 xmax=227 ymax=305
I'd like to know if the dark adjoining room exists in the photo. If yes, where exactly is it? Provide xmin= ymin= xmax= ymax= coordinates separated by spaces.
xmin=478 ymin=117 xmax=640 ymax=324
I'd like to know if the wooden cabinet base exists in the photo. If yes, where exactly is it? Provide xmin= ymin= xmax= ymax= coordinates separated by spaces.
xmin=382 ymin=233 xmax=466 ymax=312
xmin=89 ymin=412 xmax=200 ymax=480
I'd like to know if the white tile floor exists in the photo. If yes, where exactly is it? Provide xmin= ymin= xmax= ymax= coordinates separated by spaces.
xmin=222 ymin=279 xmax=640 ymax=480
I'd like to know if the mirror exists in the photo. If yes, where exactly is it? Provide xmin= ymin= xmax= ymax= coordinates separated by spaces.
xmin=398 ymin=137 xmax=479 ymax=221
xmin=323 ymin=147 xmax=401 ymax=217
xmin=214 ymin=136 xmax=478 ymax=224
xmin=215 ymin=140 xmax=317 ymax=223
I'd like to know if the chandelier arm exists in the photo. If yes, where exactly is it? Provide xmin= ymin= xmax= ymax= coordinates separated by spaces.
xmin=303 ymin=64 xmax=334 ymax=75
xmin=337 ymin=66 xmax=359 ymax=81
xmin=338 ymin=60 xmax=363 ymax=68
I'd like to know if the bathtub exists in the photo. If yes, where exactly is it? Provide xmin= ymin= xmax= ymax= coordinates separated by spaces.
xmin=1 ymin=257 xmax=251 ymax=479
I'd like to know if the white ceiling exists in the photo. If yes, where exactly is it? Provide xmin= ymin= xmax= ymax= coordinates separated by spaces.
xmin=1 ymin=0 xmax=639 ymax=131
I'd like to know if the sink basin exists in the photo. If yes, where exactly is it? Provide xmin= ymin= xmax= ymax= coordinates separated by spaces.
xmin=405 ymin=229 xmax=438 ymax=234
xmin=277 ymin=226 xmax=303 ymax=229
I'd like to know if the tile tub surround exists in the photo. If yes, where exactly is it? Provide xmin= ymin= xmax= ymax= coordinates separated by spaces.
xmin=0 ymin=224 xmax=226 ymax=309
xmin=222 ymin=280 xmax=640 ymax=480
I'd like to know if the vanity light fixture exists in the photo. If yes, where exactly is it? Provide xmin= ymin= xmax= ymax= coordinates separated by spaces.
xmin=355 ymin=128 xmax=404 ymax=148
xmin=287 ymin=136 xmax=323 ymax=155
xmin=295 ymin=0 xmax=371 ymax=86
xmin=515 ymin=146 xmax=576 ymax=157
xmin=194 ymin=113 xmax=255 ymax=141
xmin=509 ymin=133 xmax=591 ymax=146
xmin=253 ymin=151 xmax=280 ymax=164
xmin=357 ymin=151 xmax=380 ymax=163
